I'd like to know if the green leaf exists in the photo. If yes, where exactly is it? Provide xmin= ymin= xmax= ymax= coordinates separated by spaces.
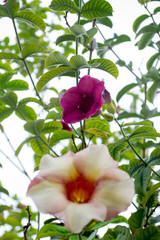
xmin=36 ymin=66 xmax=73 ymax=92
xmin=134 ymin=226 xmax=160 ymax=240
xmin=123 ymin=120 xmax=153 ymax=127
xmin=96 ymin=17 xmax=112 ymax=28
xmin=0 ymin=91 xmax=17 ymax=108
xmin=116 ymin=83 xmax=138 ymax=102
xmin=16 ymin=105 xmax=37 ymax=121
xmin=0 ymin=52 xmax=21 ymax=60
xmin=24 ymin=119 xmax=44 ymax=135
xmin=49 ymin=0 xmax=80 ymax=14
xmin=70 ymin=25 xmax=87 ymax=36
xmin=18 ymin=97 xmax=42 ymax=106
xmin=0 ymin=61 xmax=13 ymax=71
xmin=70 ymin=55 xmax=90 ymax=69
xmin=42 ymin=121 xmax=62 ymax=134
xmin=0 ymin=4 xmax=9 ymax=18
xmin=85 ymin=128 xmax=109 ymax=138
xmin=45 ymin=97 xmax=60 ymax=110
xmin=21 ymin=43 xmax=47 ymax=59
xmin=138 ymin=33 xmax=155 ymax=50
xmin=154 ymin=6 xmax=160 ymax=14
xmin=46 ymin=111 xmax=62 ymax=120
xmin=88 ymin=58 xmax=119 ymax=78
xmin=37 ymin=223 xmax=71 ymax=238
xmin=5 ymin=80 xmax=29 ymax=91
xmin=0 ymin=186 xmax=9 ymax=196
xmin=15 ymin=136 xmax=34 ymax=156
xmin=30 ymin=136 xmax=48 ymax=155
xmin=86 ymin=119 xmax=110 ymax=133
xmin=147 ymin=53 xmax=160 ymax=70
xmin=135 ymin=166 xmax=151 ymax=196
xmin=141 ymin=182 xmax=160 ymax=207
xmin=136 ymin=24 xmax=158 ymax=37
xmin=128 ymin=209 xmax=145 ymax=233
xmin=0 ymin=72 xmax=14 ymax=89
xmin=108 ymin=141 xmax=128 ymax=160
xmin=81 ymin=0 xmax=112 ymax=19
xmin=56 ymin=34 xmax=75 ymax=45
xmin=50 ymin=130 xmax=74 ymax=146
xmin=129 ymin=126 xmax=160 ymax=139
xmin=118 ymin=111 xmax=143 ymax=120
xmin=133 ymin=14 xmax=149 ymax=33
xmin=103 ymin=226 xmax=132 ymax=240
xmin=147 ymin=81 xmax=160 ymax=103
xmin=148 ymin=147 xmax=160 ymax=165
xmin=88 ymin=230 xmax=98 ymax=240
xmin=0 ymin=106 xmax=13 ymax=121
xmin=15 ymin=10 xmax=46 ymax=31
xmin=5 ymin=0 xmax=19 ymax=15
xmin=45 ymin=51 xmax=71 ymax=68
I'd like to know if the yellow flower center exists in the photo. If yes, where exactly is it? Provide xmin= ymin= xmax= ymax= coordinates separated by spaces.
xmin=65 ymin=175 xmax=95 ymax=204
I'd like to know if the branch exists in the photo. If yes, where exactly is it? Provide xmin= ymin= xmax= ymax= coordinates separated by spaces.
xmin=23 ymin=206 xmax=31 ymax=240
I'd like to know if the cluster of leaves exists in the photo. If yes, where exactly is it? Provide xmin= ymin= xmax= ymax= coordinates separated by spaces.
xmin=0 ymin=0 xmax=160 ymax=239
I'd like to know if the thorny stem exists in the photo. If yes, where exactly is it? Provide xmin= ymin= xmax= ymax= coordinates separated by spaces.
xmin=115 ymin=119 xmax=160 ymax=178
xmin=23 ymin=206 xmax=31 ymax=240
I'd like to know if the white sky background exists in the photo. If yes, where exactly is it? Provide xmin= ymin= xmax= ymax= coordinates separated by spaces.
xmin=0 ymin=0 xmax=160 ymax=238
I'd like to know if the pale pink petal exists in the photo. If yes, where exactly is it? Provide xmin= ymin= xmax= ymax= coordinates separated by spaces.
xmin=74 ymin=145 xmax=117 ymax=180
xmin=27 ymin=177 xmax=69 ymax=214
xmin=92 ymin=170 xmax=134 ymax=212
xmin=55 ymin=201 xmax=107 ymax=233
xmin=39 ymin=153 xmax=78 ymax=182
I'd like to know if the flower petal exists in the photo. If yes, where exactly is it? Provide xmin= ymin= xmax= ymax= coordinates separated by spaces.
xmin=55 ymin=201 xmax=106 ymax=233
xmin=27 ymin=177 xmax=69 ymax=214
xmin=39 ymin=153 xmax=78 ymax=182
xmin=60 ymin=87 xmax=80 ymax=110
xmin=78 ymin=75 xmax=102 ymax=95
xmin=93 ymin=168 xmax=134 ymax=212
xmin=62 ymin=108 xmax=84 ymax=124
xmin=74 ymin=145 xmax=117 ymax=180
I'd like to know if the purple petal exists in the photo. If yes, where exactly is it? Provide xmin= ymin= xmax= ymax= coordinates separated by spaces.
xmin=78 ymin=75 xmax=101 ymax=95
xmin=60 ymin=87 xmax=81 ymax=110
xmin=62 ymin=109 xmax=85 ymax=124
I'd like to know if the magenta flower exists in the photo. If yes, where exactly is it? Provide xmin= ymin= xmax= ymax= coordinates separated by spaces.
xmin=4 ymin=0 xmax=7 ymax=2
xmin=27 ymin=145 xmax=134 ymax=233
xmin=59 ymin=120 xmax=73 ymax=132
xmin=60 ymin=75 xmax=105 ymax=124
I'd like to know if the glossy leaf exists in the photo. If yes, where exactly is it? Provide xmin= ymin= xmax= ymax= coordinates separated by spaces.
xmin=46 ymin=111 xmax=62 ymax=120
xmin=116 ymin=83 xmax=138 ymax=102
xmin=147 ymin=147 xmax=160 ymax=165
xmin=70 ymin=25 xmax=87 ymax=36
xmin=133 ymin=14 xmax=149 ymax=33
xmin=134 ymin=226 xmax=160 ymax=240
xmin=0 ymin=91 xmax=17 ymax=108
xmin=128 ymin=209 xmax=145 ymax=233
xmin=147 ymin=53 xmax=160 ymax=70
xmin=147 ymin=81 xmax=160 ymax=103
xmin=56 ymin=34 xmax=75 ymax=45
xmin=123 ymin=120 xmax=153 ymax=127
xmin=138 ymin=33 xmax=155 ymax=50
xmin=70 ymin=55 xmax=89 ymax=69
xmin=15 ymin=10 xmax=46 ymax=31
xmin=42 ymin=121 xmax=62 ymax=134
xmin=0 ymin=106 xmax=13 ymax=121
xmin=24 ymin=119 xmax=44 ymax=135
xmin=45 ymin=51 xmax=71 ymax=68
xmin=141 ymin=182 xmax=160 ymax=207
xmin=49 ymin=0 xmax=80 ymax=14
xmin=85 ymin=128 xmax=109 ymax=138
xmin=88 ymin=58 xmax=119 ymax=78
xmin=154 ymin=6 xmax=160 ymax=14
xmin=16 ymin=105 xmax=37 ymax=121
xmin=5 ymin=80 xmax=29 ymax=91
xmin=135 ymin=166 xmax=151 ymax=196
xmin=30 ymin=136 xmax=48 ymax=155
xmin=129 ymin=126 xmax=160 ymax=139
xmin=81 ymin=0 xmax=112 ymax=19
xmin=96 ymin=17 xmax=112 ymax=28
xmin=108 ymin=138 xmax=128 ymax=160
xmin=36 ymin=66 xmax=73 ymax=92
xmin=21 ymin=43 xmax=47 ymax=59
xmin=37 ymin=223 xmax=71 ymax=238
xmin=50 ymin=130 xmax=74 ymax=146
xmin=0 ymin=72 xmax=14 ymax=89
xmin=136 ymin=24 xmax=158 ymax=37
xmin=0 ymin=52 xmax=21 ymax=60
xmin=5 ymin=0 xmax=19 ymax=15
xmin=18 ymin=97 xmax=42 ymax=106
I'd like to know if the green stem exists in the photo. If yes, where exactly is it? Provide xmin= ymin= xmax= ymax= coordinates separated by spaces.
xmin=38 ymin=135 xmax=59 ymax=157
xmin=78 ymin=233 xmax=82 ymax=240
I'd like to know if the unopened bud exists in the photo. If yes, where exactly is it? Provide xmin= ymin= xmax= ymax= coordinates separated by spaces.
xmin=101 ymin=113 xmax=114 ymax=122
xmin=91 ymin=109 xmax=102 ymax=118
xmin=106 ymin=100 xmax=116 ymax=114
xmin=102 ymin=89 xmax=112 ymax=104
xmin=137 ymin=0 xmax=150 ymax=4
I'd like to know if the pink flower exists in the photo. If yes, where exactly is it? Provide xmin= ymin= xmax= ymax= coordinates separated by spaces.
xmin=4 ymin=0 xmax=7 ymax=2
xmin=59 ymin=120 xmax=73 ymax=132
xmin=60 ymin=75 xmax=105 ymax=124
xmin=27 ymin=145 xmax=134 ymax=233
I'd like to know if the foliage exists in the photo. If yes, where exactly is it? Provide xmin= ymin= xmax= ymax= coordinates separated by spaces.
xmin=0 ymin=0 xmax=160 ymax=239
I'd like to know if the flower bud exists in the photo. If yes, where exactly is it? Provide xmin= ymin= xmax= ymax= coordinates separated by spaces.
xmin=102 ymin=89 xmax=116 ymax=114
xmin=101 ymin=112 xmax=114 ymax=122
xmin=137 ymin=0 xmax=150 ymax=4
xmin=91 ymin=109 xmax=102 ymax=117
xmin=102 ymin=89 xmax=112 ymax=104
